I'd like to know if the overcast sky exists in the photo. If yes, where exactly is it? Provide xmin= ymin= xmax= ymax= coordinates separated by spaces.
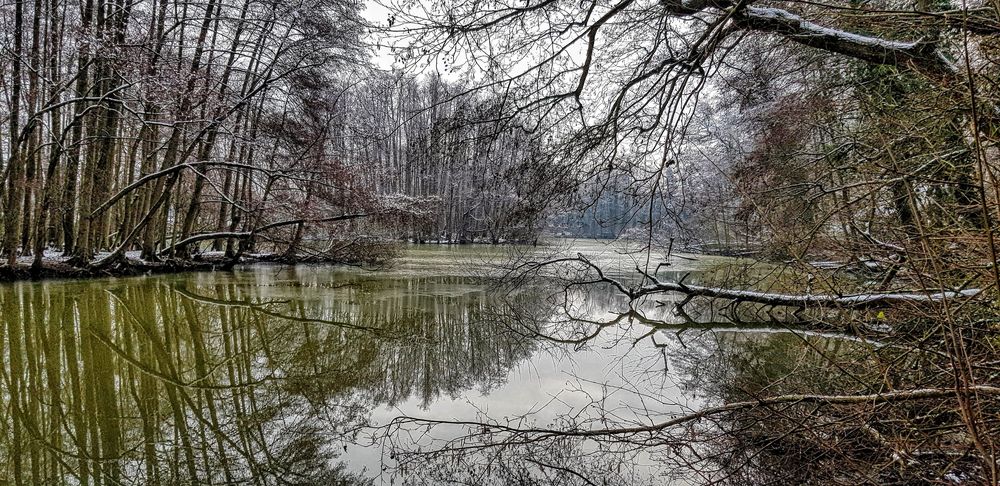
xmin=361 ymin=0 xmax=398 ymax=70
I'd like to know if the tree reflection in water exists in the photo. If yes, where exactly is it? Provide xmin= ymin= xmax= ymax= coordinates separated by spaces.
xmin=0 ymin=257 xmax=889 ymax=485
xmin=376 ymin=257 xmax=989 ymax=485
xmin=374 ymin=275 xmax=883 ymax=485
xmin=0 ymin=266 xmax=540 ymax=485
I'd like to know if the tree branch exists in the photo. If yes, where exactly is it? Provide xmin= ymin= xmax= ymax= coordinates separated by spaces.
xmin=733 ymin=6 xmax=956 ymax=77
xmin=160 ymin=213 xmax=369 ymax=256
xmin=658 ymin=0 xmax=957 ymax=77
xmin=531 ymin=256 xmax=982 ymax=309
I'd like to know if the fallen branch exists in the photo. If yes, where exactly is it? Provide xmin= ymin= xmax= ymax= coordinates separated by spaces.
xmin=528 ymin=255 xmax=982 ymax=309
xmin=163 ymin=231 xmax=252 ymax=252
xmin=635 ymin=281 xmax=981 ymax=309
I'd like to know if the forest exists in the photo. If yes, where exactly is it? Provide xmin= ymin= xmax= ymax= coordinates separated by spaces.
xmin=0 ymin=0 xmax=578 ymax=277
xmin=2 ymin=0 xmax=1000 ymax=483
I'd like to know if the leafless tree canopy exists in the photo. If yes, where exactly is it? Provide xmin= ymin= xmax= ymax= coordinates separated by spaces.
xmin=365 ymin=0 xmax=1000 ymax=483
xmin=2 ymin=0 xmax=1000 ymax=482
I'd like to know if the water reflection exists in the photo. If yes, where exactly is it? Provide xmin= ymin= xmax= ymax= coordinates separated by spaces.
xmin=0 ymin=266 xmax=543 ymax=485
xmin=665 ymin=331 xmax=883 ymax=485
xmin=0 ymin=245 xmax=871 ymax=485
xmin=373 ymin=279 xmax=876 ymax=485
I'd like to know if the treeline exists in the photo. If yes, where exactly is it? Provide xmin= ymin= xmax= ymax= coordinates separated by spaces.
xmin=547 ymin=176 xmax=655 ymax=240
xmin=0 ymin=0 xmax=575 ymax=275
xmin=347 ymin=74 xmax=574 ymax=244
xmin=0 ymin=0 xmax=374 ymax=270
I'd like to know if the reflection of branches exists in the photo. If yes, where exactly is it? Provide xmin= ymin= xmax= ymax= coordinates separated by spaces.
xmin=380 ymin=365 xmax=999 ymax=485
xmin=91 ymin=290 xmax=347 ymax=483
xmin=174 ymin=286 xmax=408 ymax=337
xmin=388 ymin=385 xmax=1000 ymax=441
xmin=379 ymin=253 xmax=1000 ymax=484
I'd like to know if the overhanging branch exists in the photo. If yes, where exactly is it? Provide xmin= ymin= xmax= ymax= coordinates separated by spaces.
xmin=161 ymin=213 xmax=369 ymax=256
xmin=658 ymin=0 xmax=958 ymax=78
xmin=734 ymin=6 xmax=955 ymax=77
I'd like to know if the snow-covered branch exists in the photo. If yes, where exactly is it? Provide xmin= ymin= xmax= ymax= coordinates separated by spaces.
xmin=735 ymin=6 xmax=955 ymax=77
xmin=658 ymin=0 xmax=957 ymax=77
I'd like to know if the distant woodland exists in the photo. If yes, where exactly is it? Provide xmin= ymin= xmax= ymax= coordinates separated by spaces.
xmin=0 ymin=1 xmax=583 ymax=273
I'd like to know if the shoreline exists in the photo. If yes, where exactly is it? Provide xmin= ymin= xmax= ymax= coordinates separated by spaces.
xmin=0 ymin=240 xmax=540 ymax=285
xmin=0 ymin=238 xmax=736 ymax=285
xmin=0 ymin=253 xmax=348 ymax=285
xmin=0 ymin=256 xmax=243 ymax=284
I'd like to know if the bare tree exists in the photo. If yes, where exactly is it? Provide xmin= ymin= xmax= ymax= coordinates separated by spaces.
xmin=368 ymin=1 xmax=1000 ymax=482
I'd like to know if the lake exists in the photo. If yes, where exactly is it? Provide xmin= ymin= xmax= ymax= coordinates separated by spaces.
xmin=0 ymin=239 xmax=873 ymax=485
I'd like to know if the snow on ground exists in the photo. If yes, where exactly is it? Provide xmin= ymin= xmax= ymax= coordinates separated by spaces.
xmin=14 ymin=249 xmax=72 ymax=265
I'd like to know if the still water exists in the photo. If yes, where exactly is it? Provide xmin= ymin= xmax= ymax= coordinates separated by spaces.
xmin=0 ymin=240 xmax=870 ymax=485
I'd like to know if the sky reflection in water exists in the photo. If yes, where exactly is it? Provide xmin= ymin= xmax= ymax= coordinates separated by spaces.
xmin=0 ymin=240 xmax=869 ymax=485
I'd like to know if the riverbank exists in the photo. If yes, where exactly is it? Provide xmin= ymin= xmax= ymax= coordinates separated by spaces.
xmin=0 ymin=238 xmax=716 ymax=284
xmin=0 ymin=238 xmax=541 ymax=284
xmin=0 ymin=236 xmax=414 ymax=284
xmin=0 ymin=250 xmax=385 ymax=284
xmin=0 ymin=252 xmax=249 ymax=283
